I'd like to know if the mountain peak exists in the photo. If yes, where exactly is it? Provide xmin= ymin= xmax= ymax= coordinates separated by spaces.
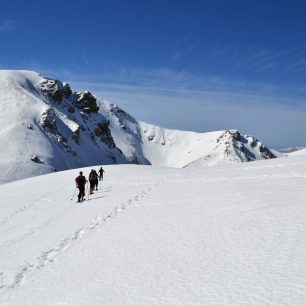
xmin=0 ymin=71 xmax=278 ymax=184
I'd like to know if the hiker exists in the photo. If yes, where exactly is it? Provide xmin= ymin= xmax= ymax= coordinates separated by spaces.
xmin=98 ymin=166 xmax=105 ymax=181
xmin=88 ymin=169 xmax=98 ymax=194
xmin=75 ymin=171 xmax=87 ymax=202
xmin=94 ymin=169 xmax=99 ymax=191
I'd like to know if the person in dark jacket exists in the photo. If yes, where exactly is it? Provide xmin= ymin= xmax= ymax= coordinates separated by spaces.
xmin=93 ymin=169 xmax=99 ymax=191
xmin=98 ymin=167 xmax=105 ymax=181
xmin=88 ymin=169 xmax=98 ymax=194
xmin=75 ymin=171 xmax=87 ymax=202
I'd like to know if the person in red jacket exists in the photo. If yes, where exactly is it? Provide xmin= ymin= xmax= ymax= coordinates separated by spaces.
xmin=75 ymin=171 xmax=87 ymax=202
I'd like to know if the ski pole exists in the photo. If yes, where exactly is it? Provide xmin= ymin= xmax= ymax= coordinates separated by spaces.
xmin=87 ymin=182 xmax=90 ymax=200
xmin=70 ymin=187 xmax=77 ymax=201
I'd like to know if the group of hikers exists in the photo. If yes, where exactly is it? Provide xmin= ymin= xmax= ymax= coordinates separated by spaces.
xmin=74 ymin=167 xmax=105 ymax=202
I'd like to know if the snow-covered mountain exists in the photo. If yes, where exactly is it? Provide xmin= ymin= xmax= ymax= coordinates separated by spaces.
xmin=0 ymin=70 xmax=277 ymax=184
xmin=0 ymin=70 xmax=128 ymax=184
xmin=138 ymin=124 xmax=276 ymax=168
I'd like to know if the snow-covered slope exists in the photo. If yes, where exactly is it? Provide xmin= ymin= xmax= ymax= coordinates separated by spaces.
xmin=1 ymin=156 xmax=306 ymax=305
xmin=0 ymin=70 xmax=277 ymax=184
xmin=288 ymin=148 xmax=306 ymax=156
xmin=0 ymin=70 xmax=127 ymax=184
xmin=139 ymin=123 xmax=276 ymax=168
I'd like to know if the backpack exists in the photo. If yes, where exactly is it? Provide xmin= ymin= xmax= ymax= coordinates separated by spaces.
xmin=76 ymin=175 xmax=86 ymax=186
xmin=89 ymin=172 xmax=97 ymax=181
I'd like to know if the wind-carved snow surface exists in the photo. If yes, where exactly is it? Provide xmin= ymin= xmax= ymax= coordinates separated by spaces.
xmin=0 ymin=70 xmax=277 ymax=185
xmin=0 ymin=155 xmax=306 ymax=305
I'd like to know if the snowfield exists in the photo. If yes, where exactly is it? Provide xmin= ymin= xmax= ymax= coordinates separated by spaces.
xmin=1 ymin=155 xmax=306 ymax=305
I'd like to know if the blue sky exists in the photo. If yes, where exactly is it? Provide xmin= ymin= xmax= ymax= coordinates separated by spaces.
xmin=1 ymin=0 xmax=306 ymax=147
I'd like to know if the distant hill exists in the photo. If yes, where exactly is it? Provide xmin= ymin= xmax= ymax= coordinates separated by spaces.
xmin=277 ymin=147 xmax=306 ymax=153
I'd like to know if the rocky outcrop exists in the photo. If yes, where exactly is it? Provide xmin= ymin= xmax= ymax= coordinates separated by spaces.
xmin=72 ymin=126 xmax=80 ymax=145
xmin=31 ymin=155 xmax=45 ymax=164
xmin=258 ymin=143 xmax=276 ymax=159
xmin=245 ymin=135 xmax=276 ymax=159
xmin=40 ymin=108 xmax=57 ymax=130
xmin=94 ymin=121 xmax=116 ymax=149
xmin=191 ymin=130 xmax=277 ymax=167
xmin=40 ymin=79 xmax=72 ymax=103
xmin=75 ymin=91 xmax=99 ymax=113
xmin=62 ymin=83 xmax=72 ymax=98
xmin=40 ymin=108 xmax=76 ymax=155
xmin=38 ymin=76 xmax=126 ymax=159
xmin=220 ymin=130 xmax=276 ymax=162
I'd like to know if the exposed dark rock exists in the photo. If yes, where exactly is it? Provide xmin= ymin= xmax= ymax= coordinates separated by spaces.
xmin=67 ymin=106 xmax=75 ymax=113
xmin=228 ymin=130 xmax=241 ymax=141
xmin=215 ymin=130 xmax=275 ymax=163
xmin=57 ymin=135 xmax=68 ymax=144
xmin=75 ymin=91 xmax=99 ymax=113
xmin=259 ymin=144 xmax=276 ymax=159
xmin=40 ymin=107 xmax=77 ymax=155
xmin=40 ymin=79 xmax=64 ymax=103
xmin=94 ymin=121 xmax=116 ymax=148
xmin=31 ymin=155 xmax=44 ymax=164
xmin=63 ymin=83 xmax=72 ymax=97
xmin=40 ymin=78 xmax=72 ymax=102
xmin=40 ymin=108 xmax=57 ymax=130
xmin=247 ymin=136 xmax=258 ymax=147
xmin=72 ymin=127 xmax=80 ymax=145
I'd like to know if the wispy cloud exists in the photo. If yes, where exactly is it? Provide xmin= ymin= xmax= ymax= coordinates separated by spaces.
xmin=234 ymin=43 xmax=306 ymax=74
xmin=197 ymin=40 xmax=306 ymax=76
xmin=73 ymin=79 xmax=306 ymax=147
xmin=172 ymin=39 xmax=203 ymax=61
xmin=0 ymin=19 xmax=16 ymax=31
xmin=34 ymin=64 xmax=306 ymax=103
xmin=27 ymin=59 xmax=306 ymax=100
xmin=55 ymin=65 xmax=306 ymax=147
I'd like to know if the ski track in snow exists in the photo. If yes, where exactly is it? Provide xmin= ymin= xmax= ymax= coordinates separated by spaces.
xmin=0 ymin=181 xmax=161 ymax=296
xmin=0 ymin=187 xmax=111 ymax=252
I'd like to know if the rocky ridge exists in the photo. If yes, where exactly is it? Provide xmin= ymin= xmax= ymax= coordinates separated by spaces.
xmin=0 ymin=70 xmax=279 ymax=184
